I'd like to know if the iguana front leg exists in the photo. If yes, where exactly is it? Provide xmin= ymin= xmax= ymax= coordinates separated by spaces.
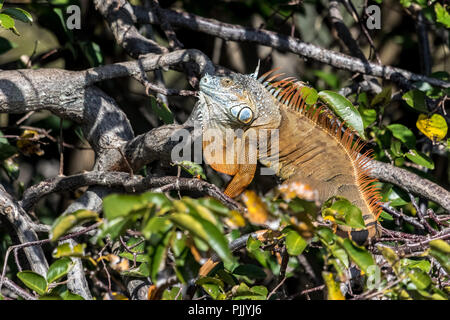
xmin=203 ymin=131 xmax=257 ymax=198
xmin=224 ymin=152 xmax=257 ymax=198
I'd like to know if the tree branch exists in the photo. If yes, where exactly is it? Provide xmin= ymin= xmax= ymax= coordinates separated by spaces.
xmin=367 ymin=160 xmax=450 ymax=213
xmin=20 ymin=171 xmax=242 ymax=213
xmin=130 ymin=4 xmax=450 ymax=88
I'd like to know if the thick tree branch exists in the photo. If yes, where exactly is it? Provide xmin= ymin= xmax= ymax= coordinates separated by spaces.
xmin=94 ymin=0 xmax=168 ymax=57
xmin=20 ymin=171 xmax=242 ymax=213
xmin=0 ymin=186 xmax=48 ymax=277
xmin=367 ymin=160 xmax=450 ymax=213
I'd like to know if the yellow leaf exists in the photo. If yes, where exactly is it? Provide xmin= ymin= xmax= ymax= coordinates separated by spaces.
xmin=16 ymin=129 xmax=44 ymax=156
xmin=241 ymin=190 xmax=269 ymax=225
xmin=322 ymin=272 xmax=345 ymax=300
xmin=109 ymin=292 xmax=128 ymax=300
xmin=416 ymin=114 xmax=448 ymax=142
xmin=225 ymin=210 xmax=246 ymax=228
xmin=278 ymin=181 xmax=318 ymax=202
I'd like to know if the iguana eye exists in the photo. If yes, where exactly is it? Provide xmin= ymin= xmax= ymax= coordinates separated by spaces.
xmin=238 ymin=107 xmax=253 ymax=124
xmin=221 ymin=78 xmax=232 ymax=87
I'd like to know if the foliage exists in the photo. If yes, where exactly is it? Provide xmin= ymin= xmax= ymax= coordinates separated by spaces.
xmin=0 ymin=0 xmax=448 ymax=301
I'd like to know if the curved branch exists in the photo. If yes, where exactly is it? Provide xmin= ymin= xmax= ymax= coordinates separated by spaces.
xmin=367 ymin=160 xmax=450 ymax=213
xmin=94 ymin=0 xmax=168 ymax=57
xmin=0 ymin=186 xmax=48 ymax=277
xmin=20 ymin=171 xmax=243 ymax=213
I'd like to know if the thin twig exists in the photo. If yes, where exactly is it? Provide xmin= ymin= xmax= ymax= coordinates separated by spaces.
xmin=0 ymin=222 xmax=101 ymax=293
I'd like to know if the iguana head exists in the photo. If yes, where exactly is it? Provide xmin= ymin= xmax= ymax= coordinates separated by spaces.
xmin=197 ymin=67 xmax=281 ymax=131
xmin=194 ymin=67 xmax=282 ymax=198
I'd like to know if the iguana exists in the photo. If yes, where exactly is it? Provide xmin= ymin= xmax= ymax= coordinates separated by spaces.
xmin=193 ymin=66 xmax=382 ymax=244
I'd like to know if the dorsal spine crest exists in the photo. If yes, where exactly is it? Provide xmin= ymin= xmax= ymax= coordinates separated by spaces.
xmin=257 ymin=69 xmax=382 ymax=220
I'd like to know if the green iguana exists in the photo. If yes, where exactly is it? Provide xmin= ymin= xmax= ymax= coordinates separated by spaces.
xmin=194 ymin=66 xmax=382 ymax=244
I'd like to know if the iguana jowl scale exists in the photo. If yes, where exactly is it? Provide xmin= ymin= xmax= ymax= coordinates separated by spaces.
xmin=195 ymin=67 xmax=382 ymax=244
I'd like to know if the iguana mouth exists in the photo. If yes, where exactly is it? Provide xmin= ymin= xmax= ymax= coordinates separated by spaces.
xmin=199 ymin=75 xmax=216 ymax=99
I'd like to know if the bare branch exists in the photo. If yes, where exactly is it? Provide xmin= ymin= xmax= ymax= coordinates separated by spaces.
xmin=0 ymin=186 xmax=48 ymax=277
xmin=131 ymin=4 xmax=450 ymax=88
xmin=367 ymin=160 xmax=450 ymax=213
xmin=94 ymin=0 xmax=168 ymax=57
xmin=20 ymin=171 xmax=243 ymax=213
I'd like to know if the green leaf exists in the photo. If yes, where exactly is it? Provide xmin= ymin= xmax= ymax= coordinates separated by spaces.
xmin=150 ymin=98 xmax=174 ymax=124
xmin=407 ymin=268 xmax=431 ymax=290
xmin=390 ymin=140 xmax=403 ymax=157
xmin=141 ymin=192 xmax=172 ymax=211
xmin=79 ymin=41 xmax=103 ymax=67
xmin=371 ymin=87 xmax=392 ymax=107
xmin=59 ymin=290 xmax=84 ymax=300
xmin=196 ymin=276 xmax=226 ymax=300
xmin=0 ymin=13 xmax=16 ymax=32
xmin=102 ymin=194 xmax=146 ymax=220
xmin=231 ymin=282 xmax=268 ymax=300
xmin=359 ymin=106 xmax=377 ymax=129
xmin=103 ymin=192 xmax=171 ymax=220
xmin=318 ymin=90 xmax=366 ymax=139
xmin=197 ymin=198 xmax=230 ymax=216
xmin=39 ymin=294 xmax=63 ymax=300
xmin=120 ymin=263 xmax=150 ymax=278
xmin=172 ymin=161 xmax=206 ymax=179
xmin=379 ymin=210 xmax=393 ymax=221
xmin=162 ymin=287 xmax=182 ymax=300
xmin=314 ymin=71 xmax=340 ymax=89
xmin=435 ymin=3 xmax=450 ymax=28
xmin=300 ymin=86 xmax=318 ymax=105
xmin=400 ymin=259 xmax=431 ymax=273
xmin=180 ymin=198 xmax=221 ymax=230
xmin=387 ymin=124 xmax=416 ymax=149
xmin=317 ymin=228 xmax=349 ymax=268
xmin=119 ymin=237 xmax=147 ymax=262
xmin=405 ymin=149 xmax=434 ymax=169
xmin=97 ymin=216 xmax=131 ymax=242
xmin=0 ymin=142 xmax=17 ymax=161
xmin=200 ymin=283 xmax=226 ymax=300
xmin=387 ymin=186 xmax=410 ymax=207
xmin=0 ymin=131 xmax=17 ymax=160
xmin=47 ymin=258 xmax=74 ymax=283
xmin=142 ymin=216 xmax=171 ymax=239
xmin=246 ymin=236 xmax=269 ymax=268
xmin=285 ymin=230 xmax=307 ymax=256
xmin=399 ymin=0 xmax=411 ymax=8
xmin=169 ymin=213 xmax=234 ymax=265
xmin=149 ymin=230 xmax=172 ymax=280
xmin=17 ymin=271 xmax=48 ymax=295
xmin=429 ymin=240 xmax=450 ymax=273
xmin=233 ymin=264 xmax=267 ymax=279
xmin=322 ymin=198 xmax=366 ymax=229
xmin=337 ymin=238 xmax=375 ymax=273
xmin=0 ymin=36 xmax=17 ymax=55
xmin=51 ymin=209 xmax=99 ymax=241
xmin=402 ymin=90 xmax=428 ymax=113
xmin=2 ymin=157 xmax=19 ymax=180
xmin=2 ymin=8 xmax=33 ymax=24
xmin=52 ymin=243 xmax=86 ymax=258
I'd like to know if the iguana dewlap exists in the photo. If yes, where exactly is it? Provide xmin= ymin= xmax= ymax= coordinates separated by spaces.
xmin=195 ymin=67 xmax=382 ymax=244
